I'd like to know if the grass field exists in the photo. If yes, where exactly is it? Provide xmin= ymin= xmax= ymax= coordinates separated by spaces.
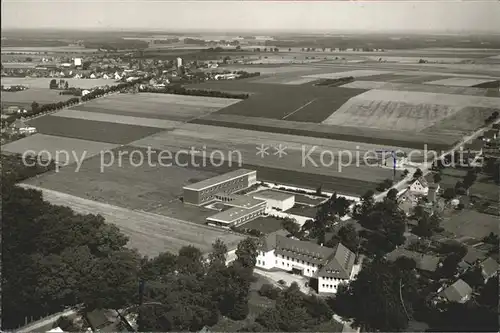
xmin=1 ymin=88 xmax=71 ymax=107
xmin=1 ymin=134 xmax=118 ymax=164
xmin=69 ymin=93 xmax=242 ymax=121
xmin=237 ymin=216 xmax=285 ymax=234
xmin=19 ymin=184 xmax=244 ymax=257
xmin=441 ymin=210 xmax=499 ymax=240
xmin=191 ymin=114 xmax=457 ymax=151
xmin=27 ymin=116 xmax=163 ymax=144
xmin=23 ymin=145 xmax=220 ymax=221
xmin=1 ymin=77 xmax=114 ymax=89
xmin=52 ymin=109 xmax=183 ymax=129
xmin=303 ymin=70 xmax=394 ymax=79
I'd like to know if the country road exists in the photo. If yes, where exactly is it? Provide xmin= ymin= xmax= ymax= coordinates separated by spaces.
xmin=374 ymin=118 xmax=500 ymax=202
xmin=20 ymin=184 xmax=245 ymax=258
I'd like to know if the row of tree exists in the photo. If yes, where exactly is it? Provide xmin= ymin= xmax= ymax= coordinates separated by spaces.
xmin=139 ymin=84 xmax=249 ymax=99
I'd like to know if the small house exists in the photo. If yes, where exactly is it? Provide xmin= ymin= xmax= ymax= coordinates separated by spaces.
xmin=409 ymin=176 xmax=429 ymax=195
xmin=89 ymin=73 xmax=96 ymax=79
xmin=480 ymin=257 xmax=498 ymax=282
xmin=9 ymin=119 xmax=36 ymax=135
xmin=438 ymin=279 xmax=472 ymax=304
xmin=102 ymin=73 xmax=110 ymax=80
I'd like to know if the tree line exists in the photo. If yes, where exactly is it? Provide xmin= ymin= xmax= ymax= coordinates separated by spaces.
xmin=139 ymin=84 xmax=249 ymax=99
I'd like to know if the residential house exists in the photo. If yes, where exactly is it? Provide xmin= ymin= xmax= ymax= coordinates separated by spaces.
xmin=427 ymin=183 xmax=441 ymax=203
xmin=479 ymin=257 xmax=498 ymax=282
xmin=114 ymin=72 xmax=122 ymax=80
xmin=437 ymin=279 xmax=473 ymax=304
xmin=386 ymin=248 xmax=441 ymax=275
xmin=462 ymin=246 xmax=487 ymax=266
xmin=409 ymin=176 xmax=429 ymax=195
xmin=9 ymin=119 xmax=36 ymax=135
xmin=89 ymin=73 xmax=96 ymax=79
xmin=102 ymin=73 xmax=110 ymax=80
xmin=85 ymin=309 xmax=123 ymax=332
xmin=81 ymin=90 xmax=90 ymax=97
xmin=255 ymin=230 xmax=357 ymax=294
xmin=74 ymin=72 xmax=83 ymax=79
xmin=398 ymin=190 xmax=419 ymax=216
xmin=482 ymin=129 xmax=499 ymax=143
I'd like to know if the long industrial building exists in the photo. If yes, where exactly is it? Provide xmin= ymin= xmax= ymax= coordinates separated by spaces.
xmin=182 ymin=169 xmax=257 ymax=206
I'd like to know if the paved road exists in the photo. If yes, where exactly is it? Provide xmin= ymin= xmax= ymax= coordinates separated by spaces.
xmin=14 ymin=306 xmax=81 ymax=333
xmin=374 ymin=118 xmax=500 ymax=202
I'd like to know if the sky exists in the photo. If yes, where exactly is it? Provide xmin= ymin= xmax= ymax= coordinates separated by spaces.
xmin=2 ymin=0 xmax=500 ymax=34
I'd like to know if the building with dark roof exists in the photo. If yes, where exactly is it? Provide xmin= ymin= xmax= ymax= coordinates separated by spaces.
xmin=255 ymin=232 xmax=356 ymax=294
xmin=480 ymin=257 xmax=498 ymax=282
xmin=183 ymin=169 xmax=257 ymax=206
xmin=438 ymin=279 xmax=472 ymax=304
xmin=386 ymin=248 xmax=441 ymax=273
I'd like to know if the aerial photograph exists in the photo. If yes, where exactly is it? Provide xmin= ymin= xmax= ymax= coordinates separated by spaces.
xmin=1 ymin=0 xmax=499 ymax=332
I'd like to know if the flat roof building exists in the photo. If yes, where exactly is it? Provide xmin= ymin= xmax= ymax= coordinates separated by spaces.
xmin=183 ymin=169 xmax=257 ymax=206
xmin=253 ymin=190 xmax=295 ymax=212
xmin=206 ymin=201 xmax=266 ymax=227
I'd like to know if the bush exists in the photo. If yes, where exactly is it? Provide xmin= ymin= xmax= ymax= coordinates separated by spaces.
xmin=259 ymin=283 xmax=280 ymax=300
xmin=278 ymin=279 xmax=286 ymax=286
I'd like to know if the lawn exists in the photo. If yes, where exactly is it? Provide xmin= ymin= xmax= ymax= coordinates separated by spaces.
xmin=1 ymin=77 xmax=114 ymax=89
xmin=27 ymin=115 xmax=163 ymax=144
xmin=441 ymin=209 xmax=499 ymax=240
xmin=1 ymin=88 xmax=70 ymax=107
xmin=69 ymin=92 xmax=242 ymax=121
xmin=1 ymin=134 xmax=118 ymax=165
xmin=237 ymin=216 xmax=285 ymax=234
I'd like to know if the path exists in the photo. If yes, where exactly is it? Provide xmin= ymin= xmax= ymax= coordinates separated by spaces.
xmin=374 ymin=118 xmax=500 ymax=202
xmin=14 ymin=306 xmax=82 ymax=333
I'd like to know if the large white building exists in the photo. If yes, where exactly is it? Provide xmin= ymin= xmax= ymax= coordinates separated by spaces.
xmin=176 ymin=57 xmax=183 ymax=68
xmin=256 ymin=230 xmax=356 ymax=294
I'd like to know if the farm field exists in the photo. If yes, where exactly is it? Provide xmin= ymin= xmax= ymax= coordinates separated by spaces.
xmin=1 ymin=46 xmax=99 ymax=53
xmin=1 ymin=134 xmax=118 ymax=164
xmin=303 ymin=69 xmax=394 ymax=79
xmin=52 ymin=109 xmax=183 ymax=129
xmin=340 ymin=81 xmax=495 ymax=96
xmin=423 ymin=106 xmax=500 ymax=136
xmin=441 ymin=210 xmax=499 ymax=240
xmin=1 ymin=77 xmax=114 ymax=89
xmin=69 ymin=92 xmax=242 ymax=121
xmin=24 ymin=145 xmax=220 ymax=217
xmin=130 ymin=125 xmax=405 ymax=186
xmin=191 ymin=114 xmax=457 ymax=151
xmin=425 ymin=77 xmax=499 ymax=87
xmin=1 ymin=88 xmax=70 ymax=107
xmin=27 ymin=116 xmax=163 ymax=144
xmin=237 ymin=216 xmax=285 ymax=234
xmin=322 ymin=89 xmax=500 ymax=131
xmin=214 ymin=86 xmax=367 ymax=122
xmin=19 ymin=184 xmax=244 ymax=257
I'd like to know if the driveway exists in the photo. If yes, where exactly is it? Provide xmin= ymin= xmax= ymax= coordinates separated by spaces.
xmin=254 ymin=268 xmax=312 ymax=294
